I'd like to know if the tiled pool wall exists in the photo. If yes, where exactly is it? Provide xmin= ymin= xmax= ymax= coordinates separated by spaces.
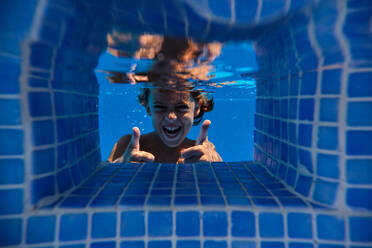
xmin=254 ymin=0 xmax=372 ymax=210
xmin=0 ymin=0 xmax=371 ymax=247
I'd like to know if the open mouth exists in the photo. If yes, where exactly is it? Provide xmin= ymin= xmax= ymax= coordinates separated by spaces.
xmin=162 ymin=125 xmax=182 ymax=140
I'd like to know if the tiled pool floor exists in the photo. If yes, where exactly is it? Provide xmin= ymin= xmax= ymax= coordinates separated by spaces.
xmin=50 ymin=162 xmax=319 ymax=210
xmin=26 ymin=162 xmax=371 ymax=247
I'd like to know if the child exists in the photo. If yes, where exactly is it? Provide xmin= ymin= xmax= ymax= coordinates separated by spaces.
xmin=108 ymin=87 xmax=222 ymax=163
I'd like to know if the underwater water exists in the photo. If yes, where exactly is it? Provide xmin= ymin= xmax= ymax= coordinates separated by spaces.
xmin=1 ymin=0 xmax=372 ymax=247
xmin=96 ymin=42 xmax=257 ymax=162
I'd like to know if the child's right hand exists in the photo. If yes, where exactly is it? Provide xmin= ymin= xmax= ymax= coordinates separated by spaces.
xmin=113 ymin=127 xmax=155 ymax=163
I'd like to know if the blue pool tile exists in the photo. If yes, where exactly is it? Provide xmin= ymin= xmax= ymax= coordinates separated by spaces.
xmin=299 ymin=149 xmax=313 ymax=173
xmin=147 ymin=196 xmax=171 ymax=206
xmin=0 ymin=159 xmax=24 ymax=184
xmin=0 ymin=218 xmax=22 ymax=246
xmin=349 ymin=217 xmax=372 ymax=242
xmin=235 ymin=0 xmax=257 ymax=21
xmin=26 ymin=216 xmax=56 ymax=244
xmin=59 ymin=213 xmax=88 ymax=241
xmin=148 ymin=211 xmax=172 ymax=237
xmin=32 ymin=148 xmax=55 ymax=175
xmin=0 ymin=129 xmax=23 ymax=155
xmin=295 ymin=174 xmax=312 ymax=197
xmin=260 ymin=0 xmax=285 ymax=18
xmin=317 ymin=153 xmax=339 ymax=179
xmin=289 ymin=122 xmax=297 ymax=143
xmin=203 ymin=211 xmax=227 ymax=237
xmin=318 ymin=126 xmax=338 ymax=150
xmin=347 ymin=131 xmax=372 ymax=155
xmin=91 ymin=242 xmax=115 ymax=248
xmin=226 ymin=196 xmax=251 ymax=206
xmin=259 ymin=212 xmax=284 ymax=238
xmin=346 ymin=159 xmax=372 ymax=184
xmin=320 ymin=98 xmax=338 ymax=122
xmin=151 ymin=188 xmax=172 ymax=195
xmin=322 ymin=70 xmax=341 ymax=94
xmin=176 ymin=240 xmax=200 ymax=248
xmin=121 ymin=211 xmax=145 ymax=237
xmin=30 ymin=42 xmax=53 ymax=69
xmin=299 ymin=124 xmax=312 ymax=147
xmin=60 ymin=196 xmax=90 ymax=208
xmin=287 ymin=213 xmax=312 ymax=238
xmin=176 ymin=188 xmax=196 ymax=195
xmin=289 ymin=243 xmax=314 ymax=248
xmin=175 ymin=196 xmax=198 ymax=205
xmin=32 ymin=120 xmax=55 ymax=145
xmin=280 ymin=142 xmax=288 ymax=162
xmin=290 ymin=77 xmax=299 ymax=96
xmin=201 ymin=196 xmax=225 ymax=205
xmin=288 ymin=145 xmax=297 ymax=168
xmin=121 ymin=241 xmax=145 ymax=248
xmin=0 ymin=188 xmax=23 ymax=215
xmin=313 ymin=179 xmax=338 ymax=205
xmin=209 ymin=0 xmax=231 ymax=18
xmin=280 ymin=99 xmax=288 ymax=118
xmin=204 ymin=241 xmax=227 ymax=248
xmin=176 ymin=211 xmax=200 ymax=237
xmin=260 ymin=241 xmax=285 ymax=248
xmin=289 ymin=99 xmax=297 ymax=119
xmin=120 ymin=196 xmax=145 ymax=206
xmin=57 ymin=168 xmax=72 ymax=193
xmin=348 ymin=72 xmax=372 ymax=97
xmin=316 ymin=214 xmax=345 ymax=241
xmin=347 ymin=101 xmax=372 ymax=126
xmin=346 ymin=188 xmax=372 ymax=210
xmin=0 ymin=99 xmax=21 ymax=125
xmin=286 ymin=167 xmax=297 ymax=186
xmin=252 ymin=197 xmax=278 ymax=207
xmin=299 ymin=99 xmax=314 ymax=121
xmin=301 ymin=72 xmax=317 ymax=95
xmin=318 ymin=245 xmax=345 ymax=248
xmin=148 ymin=240 xmax=172 ymax=248
xmin=279 ymin=197 xmax=308 ymax=207
xmin=231 ymin=241 xmax=256 ymax=248
xmin=231 ymin=211 xmax=255 ymax=237
xmin=90 ymin=196 xmax=118 ymax=207
xmin=28 ymin=92 xmax=52 ymax=117
xmin=92 ymin=212 xmax=116 ymax=238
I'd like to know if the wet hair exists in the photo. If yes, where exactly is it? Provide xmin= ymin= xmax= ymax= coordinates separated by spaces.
xmin=138 ymin=88 xmax=214 ymax=126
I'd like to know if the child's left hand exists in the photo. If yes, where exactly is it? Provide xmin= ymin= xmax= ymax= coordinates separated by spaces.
xmin=180 ymin=120 xmax=222 ymax=163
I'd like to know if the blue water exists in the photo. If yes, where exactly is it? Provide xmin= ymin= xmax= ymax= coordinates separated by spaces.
xmin=96 ymin=42 xmax=257 ymax=161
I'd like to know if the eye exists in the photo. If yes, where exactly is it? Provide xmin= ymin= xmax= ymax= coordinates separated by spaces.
xmin=154 ymin=105 xmax=166 ymax=112
xmin=176 ymin=104 xmax=190 ymax=112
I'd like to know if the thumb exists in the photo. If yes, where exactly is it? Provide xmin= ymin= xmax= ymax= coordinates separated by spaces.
xmin=130 ymin=127 xmax=141 ymax=150
xmin=196 ymin=120 xmax=211 ymax=145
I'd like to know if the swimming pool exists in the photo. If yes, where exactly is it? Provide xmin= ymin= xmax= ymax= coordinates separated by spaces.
xmin=0 ymin=0 xmax=371 ymax=247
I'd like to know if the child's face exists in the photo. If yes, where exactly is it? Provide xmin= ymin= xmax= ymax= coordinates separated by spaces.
xmin=146 ymin=88 xmax=200 ymax=148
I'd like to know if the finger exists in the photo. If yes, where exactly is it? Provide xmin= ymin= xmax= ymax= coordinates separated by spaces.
xmin=196 ymin=120 xmax=211 ymax=145
xmin=130 ymin=127 xmax=141 ymax=150
xmin=181 ymin=146 xmax=204 ymax=159
xmin=131 ymin=151 xmax=155 ymax=162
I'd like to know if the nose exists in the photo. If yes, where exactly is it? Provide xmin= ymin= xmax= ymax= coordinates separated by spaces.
xmin=166 ymin=111 xmax=177 ymax=121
